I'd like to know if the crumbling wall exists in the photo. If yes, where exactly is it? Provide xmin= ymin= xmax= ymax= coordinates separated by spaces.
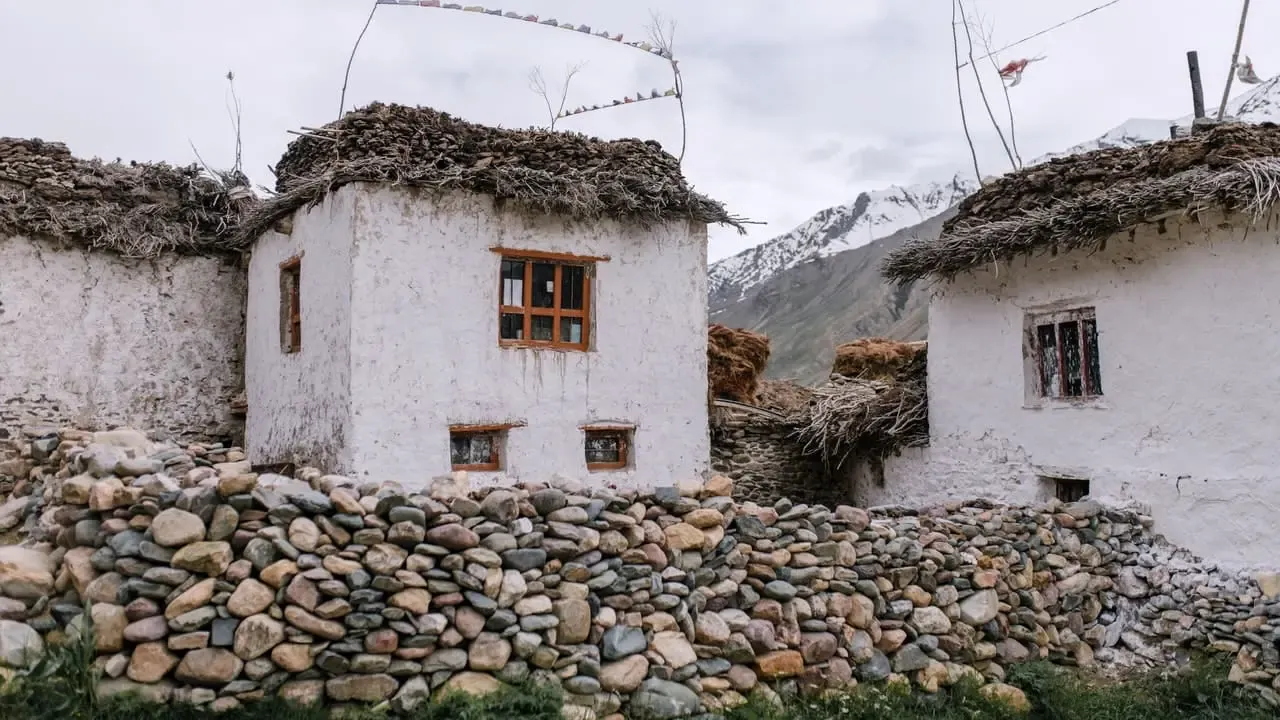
xmin=0 ymin=236 xmax=245 ymax=462
xmin=2 ymin=428 xmax=1277 ymax=716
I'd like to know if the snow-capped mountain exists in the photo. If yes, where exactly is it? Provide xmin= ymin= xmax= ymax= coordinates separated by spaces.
xmin=708 ymin=174 xmax=977 ymax=302
xmin=709 ymin=75 xmax=1280 ymax=303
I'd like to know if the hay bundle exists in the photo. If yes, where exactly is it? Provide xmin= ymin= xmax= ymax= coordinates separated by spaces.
xmin=831 ymin=338 xmax=926 ymax=381
xmin=708 ymin=324 xmax=770 ymax=404
xmin=794 ymin=342 xmax=928 ymax=467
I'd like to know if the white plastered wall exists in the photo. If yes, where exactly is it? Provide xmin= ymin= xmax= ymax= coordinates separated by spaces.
xmin=0 ymin=236 xmax=243 ymax=442
xmin=346 ymin=185 xmax=709 ymax=489
xmin=245 ymin=190 xmax=354 ymax=471
xmin=863 ymin=213 xmax=1280 ymax=568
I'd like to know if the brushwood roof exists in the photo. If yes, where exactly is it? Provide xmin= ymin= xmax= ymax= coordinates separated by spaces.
xmin=0 ymin=137 xmax=254 ymax=257
xmin=233 ymin=102 xmax=744 ymax=245
xmin=882 ymin=122 xmax=1280 ymax=283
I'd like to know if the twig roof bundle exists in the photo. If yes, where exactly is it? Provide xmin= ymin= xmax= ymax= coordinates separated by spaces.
xmin=234 ymin=102 xmax=744 ymax=245
xmin=793 ymin=343 xmax=928 ymax=468
xmin=831 ymin=338 xmax=926 ymax=382
xmin=0 ymin=138 xmax=255 ymax=257
xmin=882 ymin=122 xmax=1280 ymax=283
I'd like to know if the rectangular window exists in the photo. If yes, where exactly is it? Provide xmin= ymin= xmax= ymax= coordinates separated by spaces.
xmin=1055 ymin=477 xmax=1090 ymax=503
xmin=497 ymin=251 xmax=593 ymax=350
xmin=583 ymin=426 xmax=631 ymax=472
xmin=280 ymin=256 xmax=302 ymax=354
xmin=1031 ymin=307 xmax=1102 ymax=399
xmin=449 ymin=426 xmax=504 ymax=471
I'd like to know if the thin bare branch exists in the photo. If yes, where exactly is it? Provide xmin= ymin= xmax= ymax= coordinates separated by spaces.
xmin=950 ymin=0 xmax=983 ymax=183
xmin=528 ymin=62 xmax=587 ymax=130
xmin=225 ymin=70 xmax=244 ymax=175
xmin=339 ymin=0 xmax=380 ymax=120
xmin=969 ymin=13 xmax=1023 ymax=169
xmin=957 ymin=0 xmax=1016 ymax=172
xmin=647 ymin=12 xmax=687 ymax=164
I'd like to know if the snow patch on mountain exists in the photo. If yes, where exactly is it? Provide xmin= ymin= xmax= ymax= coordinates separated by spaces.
xmin=708 ymin=174 xmax=976 ymax=301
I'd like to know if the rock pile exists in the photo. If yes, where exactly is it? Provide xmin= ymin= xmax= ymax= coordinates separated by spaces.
xmin=1 ymin=428 xmax=1278 ymax=716
xmin=0 ymin=138 xmax=254 ymax=256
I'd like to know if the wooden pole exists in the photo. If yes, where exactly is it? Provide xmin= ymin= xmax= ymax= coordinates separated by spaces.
xmin=1187 ymin=51 xmax=1206 ymax=119
xmin=1216 ymin=0 xmax=1251 ymax=121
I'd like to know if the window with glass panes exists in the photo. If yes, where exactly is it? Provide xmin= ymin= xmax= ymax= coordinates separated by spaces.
xmin=497 ymin=253 xmax=591 ymax=350
xmin=1030 ymin=307 xmax=1103 ymax=399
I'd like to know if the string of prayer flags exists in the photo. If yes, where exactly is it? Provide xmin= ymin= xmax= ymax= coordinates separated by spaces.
xmin=1237 ymin=55 xmax=1264 ymax=85
xmin=373 ymin=0 xmax=674 ymax=60
xmin=557 ymin=88 xmax=679 ymax=119
xmin=998 ymin=55 xmax=1046 ymax=87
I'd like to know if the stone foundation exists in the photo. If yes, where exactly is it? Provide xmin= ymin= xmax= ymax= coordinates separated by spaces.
xmin=0 ymin=428 xmax=1277 ymax=716
xmin=710 ymin=407 xmax=838 ymax=507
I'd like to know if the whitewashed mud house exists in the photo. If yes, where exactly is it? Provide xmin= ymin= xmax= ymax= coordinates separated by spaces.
xmin=879 ymin=122 xmax=1280 ymax=566
xmin=0 ymin=137 xmax=251 ymax=457
xmin=236 ymin=103 xmax=743 ymax=486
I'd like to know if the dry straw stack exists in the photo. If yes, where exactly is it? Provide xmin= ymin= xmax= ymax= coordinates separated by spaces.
xmin=707 ymin=325 xmax=771 ymax=405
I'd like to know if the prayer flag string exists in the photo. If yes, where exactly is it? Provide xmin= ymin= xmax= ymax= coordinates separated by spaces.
xmin=374 ymin=0 xmax=673 ymax=60
xmin=557 ymin=88 xmax=678 ymax=119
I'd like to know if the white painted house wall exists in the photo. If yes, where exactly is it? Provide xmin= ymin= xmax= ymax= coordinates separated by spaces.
xmin=0 ymin=235 xmax=244 ymax=443
xmin=862 ymin=213 xmax=1280 ymax=568
xmin=246 ymin=184 xmax=710 ymax=489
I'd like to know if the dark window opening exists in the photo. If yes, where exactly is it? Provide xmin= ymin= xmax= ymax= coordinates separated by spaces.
xmin=497 ymin=253 xmax=591 ymax=350
xmin=1033 ymin=308 xmax=1102 ymax=399
xmin=584 ymin=428 xmax=630 ymax=471
xmin=280 ymin=257 xmax=302 ymax=354
xmin=1055 ymin=477 xmax=1090 ymax=503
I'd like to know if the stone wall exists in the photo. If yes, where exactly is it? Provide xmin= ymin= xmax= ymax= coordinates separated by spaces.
xmin=710 ymin=407 xmax=838 ymax=508
xmin=1 ymin=428 xmax=1279 ymax=717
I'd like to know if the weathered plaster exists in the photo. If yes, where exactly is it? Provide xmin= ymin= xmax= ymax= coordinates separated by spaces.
xmin=246 ymin=184 xmax=710 ymax=489
xmin=872 ymin=212 xmax=1280 ymax=567
xmin=0 ymin=235 xmax=244 ymax=443
xmin=245 ymin=190 xmax=354 ymax=471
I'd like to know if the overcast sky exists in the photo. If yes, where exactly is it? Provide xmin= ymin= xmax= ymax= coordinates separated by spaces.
xmin=1 ymin=0 xmax=1272 ymax=261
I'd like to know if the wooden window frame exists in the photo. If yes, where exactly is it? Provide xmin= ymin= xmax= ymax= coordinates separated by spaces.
xmin=448 ymin=423 xmax=523 ymax=472
xmin=1030 ymin=307 xmax=1102 ymax=400
xmin=582 ymin=424 xmax=632 ymax=472
xmin=494 ymin=248 xmax=603 ymax=352
xmin=279 ymin=255 xmax=302 ymax=354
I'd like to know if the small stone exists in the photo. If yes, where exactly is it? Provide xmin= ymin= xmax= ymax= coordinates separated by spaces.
xmin=149 ymin=509 xmax=206 ymax=547
xmin=127 ymin=642 xmax=178 ymax=683
xmin=175 ymin=648 xmax=243 ymax=686
xmin=233 ymin=614 xmax=286 ymax=661
xmin=600 ymin=654 xmax=650 ymax=693
xmin=170 ymin=542 xmax=233 ymax=576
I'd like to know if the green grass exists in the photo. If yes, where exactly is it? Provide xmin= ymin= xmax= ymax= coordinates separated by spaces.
xmin=0 ymin=615 xmax=1271 ymax=720
xmin=725 ymin=660 xmax=1275 ymax=720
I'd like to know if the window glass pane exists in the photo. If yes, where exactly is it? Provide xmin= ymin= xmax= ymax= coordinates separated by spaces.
xmin=585 ymin=433 xmax=621 ymax=464
xmin=560 ymin=317 xmax=583 ymax=344
xmin=450 ymin=434 xmax=471 ymax=466
xmin=500 ymin=313 xmax=524 ymax=340
xmin=1035 ymin=324 xmax=1059 ymax=397
xmin=531 ymin=263 xmax=556 ymax=308
xmin=560 ymin=265 xmax=585 ymax=310
xmin=500 ymin=260 xmax=525 ymax=307
xmin=1083 ymin=318 xmax=1102 ymax=395
xmin=531 ymin=315 xmax=554 ymax=341
xmin=451 ymin=433 xmax=495 ymax=467
xmin=1060 ymin=320 xmax=1083 ymax=397
xmin=468 ymin=434 xmax=494 ymax=465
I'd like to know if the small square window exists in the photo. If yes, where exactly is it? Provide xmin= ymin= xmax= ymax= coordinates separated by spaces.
xmin=584 ymin=427 xmax=631 ymax=471
xmin=1055 ymin=477 xmax=1090 ymax=503
xmin=1028 ymin=307 xmax=1102 ymax=400
xmin=279 ymin=256 xmax=302 ymax=354
xmin=450 ymin=429 xmax=502 ymax=471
